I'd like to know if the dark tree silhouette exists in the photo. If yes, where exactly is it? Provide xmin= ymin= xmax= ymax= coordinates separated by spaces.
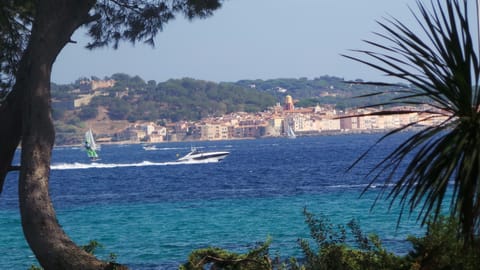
xmin=345 ymin=0 xmax=480 ymax=245
xmin=0 ymin=1 xmax=223 ymax=269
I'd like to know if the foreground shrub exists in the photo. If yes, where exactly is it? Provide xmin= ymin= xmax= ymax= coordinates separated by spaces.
xmin=406 ymin=216 xmax=480 ymax=270
xmin=289 ymin=208 xmax=409 ymax=270
xmin=179 ymin=239 xmax=273 ymax=270
xmin=180 ymin=208 xmax=410 ymax=270
xmin=181 ymin=210 xmax=480 ymax=270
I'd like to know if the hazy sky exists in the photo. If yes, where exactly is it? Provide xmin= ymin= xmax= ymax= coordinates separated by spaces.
xmin=52 ymin=0 xmax=434 ymax=84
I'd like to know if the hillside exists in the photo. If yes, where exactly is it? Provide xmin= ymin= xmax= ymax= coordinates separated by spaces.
xmin=84 ymin=107 xmax=130 ymax=135
xmin=51 ymin=73 xmax=410 ymax=145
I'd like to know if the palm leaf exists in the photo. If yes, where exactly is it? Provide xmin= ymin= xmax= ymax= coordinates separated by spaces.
xmin=345 ymin=0 xmax=480 ymax=243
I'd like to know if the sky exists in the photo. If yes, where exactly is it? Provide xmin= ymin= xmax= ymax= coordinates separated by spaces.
xmin=51 ymin=0 xmax=439 ymax=84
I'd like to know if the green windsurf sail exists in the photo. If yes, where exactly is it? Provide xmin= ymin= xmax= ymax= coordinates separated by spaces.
xmin=84 ymin=129 xmax=100 ymax=161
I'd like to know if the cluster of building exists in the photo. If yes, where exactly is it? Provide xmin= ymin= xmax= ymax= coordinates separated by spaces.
xmin=114 ymin=95 xmax=448 ymax=143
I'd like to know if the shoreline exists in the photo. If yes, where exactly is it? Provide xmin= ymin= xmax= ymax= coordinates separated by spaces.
xmin=53 ymin=128 xmax=419 ymax=148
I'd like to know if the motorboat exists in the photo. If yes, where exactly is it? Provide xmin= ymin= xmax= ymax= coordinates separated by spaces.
xmin=176 ymin=147 xmax=229 ymax=162
xmin=142 ymin=144 xmax=158 ymax=151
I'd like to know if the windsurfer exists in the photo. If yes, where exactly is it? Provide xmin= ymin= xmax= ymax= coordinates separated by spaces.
xmin=84 ymin=141 xmax=91 ymax=150
xmin=84 ymin=140 xmax=98 ymax=161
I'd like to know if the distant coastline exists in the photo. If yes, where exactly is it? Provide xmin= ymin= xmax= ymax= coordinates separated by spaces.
xmin=56 ymin=127 xmax=422 ymax=148
xmin=51 ymin=75 xmax=440 ymax=146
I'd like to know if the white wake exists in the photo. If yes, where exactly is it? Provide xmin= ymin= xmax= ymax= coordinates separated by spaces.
xmin=50 ymin=159 xmax=220 ymax=170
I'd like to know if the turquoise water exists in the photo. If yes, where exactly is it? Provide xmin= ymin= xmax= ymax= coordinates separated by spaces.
xmin=1 ymin=193 xmax=421 ymax=269
xmin=0 ymin=134 xmax=427 ymax=269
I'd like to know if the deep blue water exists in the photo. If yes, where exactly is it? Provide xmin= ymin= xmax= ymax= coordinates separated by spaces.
xmin=0 ymin=133 xmax=427 ymax=269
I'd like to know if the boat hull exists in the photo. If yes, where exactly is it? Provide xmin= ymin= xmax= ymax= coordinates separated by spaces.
xmin=176 ymin=150 xmax=229 ymax=163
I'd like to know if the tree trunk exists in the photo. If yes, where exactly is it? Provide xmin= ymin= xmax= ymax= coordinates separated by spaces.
xmin=17 ymin=1 xmax=127 ymax=269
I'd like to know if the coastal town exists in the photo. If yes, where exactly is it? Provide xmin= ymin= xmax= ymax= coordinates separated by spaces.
xmin=62 ymin=79 xmax=448 ymax=145
xmin=112 ymin=97 xmax=446 ymax=144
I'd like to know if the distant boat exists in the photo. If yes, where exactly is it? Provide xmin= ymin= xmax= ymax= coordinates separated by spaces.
xmin=84 ymin=129 xmax=100 ymax=161
xmin=286 ymin=121 xmax=296 ymax=139
xmin=142 ymin=144 xmax=158 ymax=151
xmin=176 ymin=147 xmax=229 ymax=162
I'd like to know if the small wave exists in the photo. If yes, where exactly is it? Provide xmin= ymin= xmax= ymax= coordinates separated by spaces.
xmin=145 ymin=146 xmax=186 ymax=151
xmin=51 ymin=161 xmax=169 ymax=170
xmin=326 ymin=183 xmax=402 ymax=189
xmin=327 ymin=184 xmax=369 ymax=189
xmin=159 ymin=147 xmax=189 ymax=151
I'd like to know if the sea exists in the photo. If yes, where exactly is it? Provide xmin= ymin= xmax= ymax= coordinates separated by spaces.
xmin=0 ymin=133 xmax=428 ymax=269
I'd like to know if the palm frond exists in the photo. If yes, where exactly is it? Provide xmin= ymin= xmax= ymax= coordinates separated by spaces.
xmin=345 ymin=0 xmax=480 ymax=243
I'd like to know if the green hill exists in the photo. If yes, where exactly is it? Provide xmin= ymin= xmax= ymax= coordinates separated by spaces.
xmin=51 ymin=73 xmax=410 ymax=145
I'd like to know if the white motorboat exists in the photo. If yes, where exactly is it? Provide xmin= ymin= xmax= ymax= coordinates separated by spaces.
xmin=142 ymin=144 xmax=158 ymax=151
xmin=176 ymin=147 xmax=229 ymax=162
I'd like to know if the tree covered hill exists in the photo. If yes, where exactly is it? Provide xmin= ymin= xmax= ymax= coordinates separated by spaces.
xmin=53 ymin=74 xmax=409 ymax=119
xmin=52 ymin=74 xmax=279 ymax=144
xmin=51 ymin=73 xmax=409 ymax=144
xmin=233 ymin=76 xmax=410 ymax=110
xmin=52 ymin=74 xmax=276 ymax=124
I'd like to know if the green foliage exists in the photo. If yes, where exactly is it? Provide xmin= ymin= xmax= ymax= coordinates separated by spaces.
xmin=51 ymin=83 xmax=76 ymax=100
xmin=55 ymin=75 xmax=277 ymax=123
xmin=81 ymin=240 xmax=102 ymax=254
xmin=106 ymin=98 xmax=131 ymax=120
xmin=232 ymin=76 xmax=409 ymax=109
xmin=65 ymin=115 xmax=82 ymax=126
xmin=181 ymin=209 xmax=480 ymax=270
xmin=78 ymin=106 xmax=98 ymax=120
xmin=406 ymin=216 xmax=480 ymax=270
xmin=293 ymin=208 xmax=409 ymax=270
xmin=51 ymin=107 xmax=67 ymax=121
xmin=54 ymin=123 xmax=83 ymax=145
xmin=86 ymin=1 xmax=223 ymax=49
xmin=181 ymin=209 xmax=414 ymax=270
xmin=0 ymin=0 xmax=34 ymax=94
xmin=1 ymin=1 xmax=223 ymax=94
xmin=180 ymin=239 xmax=273 ymax=270
xmin=81 ymin=240 xmax=119 ymax=265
